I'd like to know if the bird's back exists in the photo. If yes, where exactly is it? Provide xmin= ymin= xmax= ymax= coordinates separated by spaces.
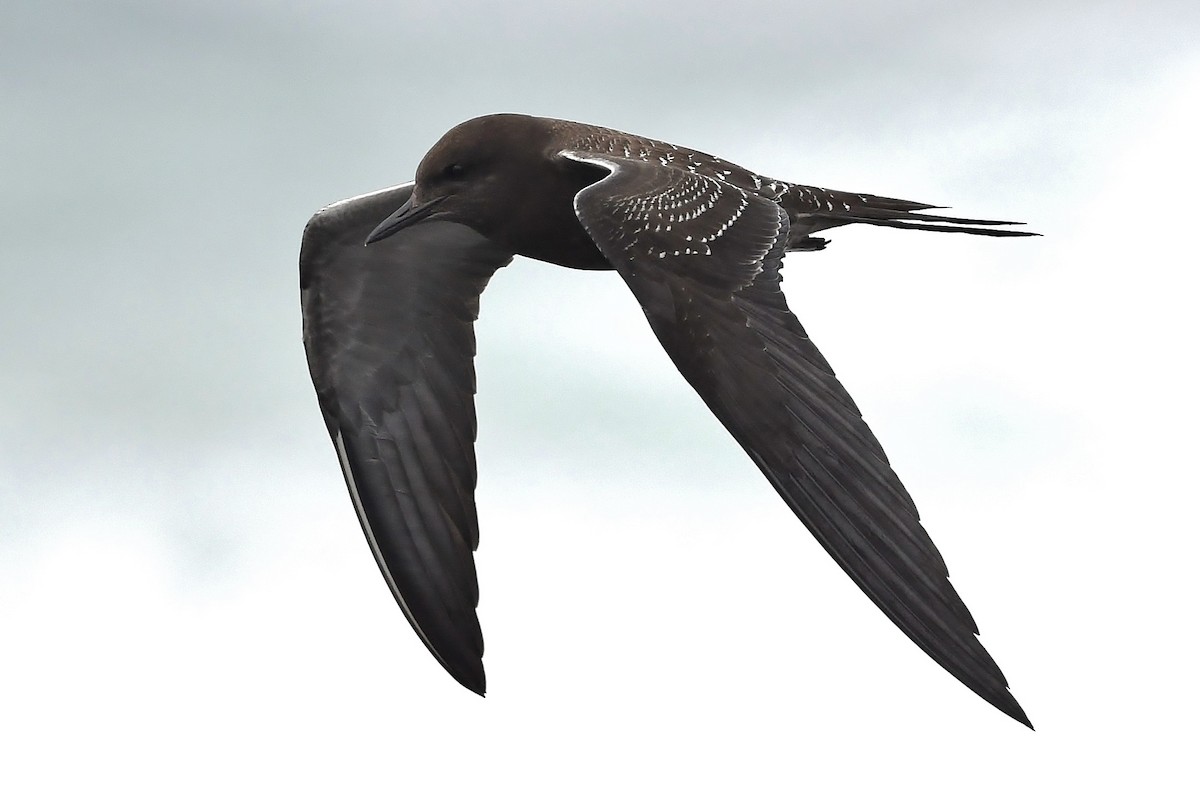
xmin=538 ymin=115 xmax=1034 ymax=249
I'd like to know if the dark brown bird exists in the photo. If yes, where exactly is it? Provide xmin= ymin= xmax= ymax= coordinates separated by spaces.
xmin=300 ymin=113 xmax=1035 ymax=727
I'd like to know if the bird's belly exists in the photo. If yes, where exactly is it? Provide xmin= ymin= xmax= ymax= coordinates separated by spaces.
xmin=508 ymin=214 xmax=613 ymax=270
xmin=523 ymin=239 xmax=612 ymax=270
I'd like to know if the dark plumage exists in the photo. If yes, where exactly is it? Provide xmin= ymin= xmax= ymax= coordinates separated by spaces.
xmin=300 ymin=113 xmax=1035 ymax=727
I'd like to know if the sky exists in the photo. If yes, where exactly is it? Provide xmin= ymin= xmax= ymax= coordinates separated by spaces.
xmin=3 ymin=0 xmax=1199 ymax=806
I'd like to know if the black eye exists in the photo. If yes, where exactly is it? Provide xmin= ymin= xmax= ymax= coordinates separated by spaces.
xmin=442 ymin=163 xmax=466 ymax=179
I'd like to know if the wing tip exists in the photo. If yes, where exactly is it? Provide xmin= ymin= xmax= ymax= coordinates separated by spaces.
xmin=1006 ymin=700 xmax=1034 ymax=730
xmin=986 ymin=687 xmax=1034 ymax=729
xmin=448 ymin=662 xmax=487 ymax=697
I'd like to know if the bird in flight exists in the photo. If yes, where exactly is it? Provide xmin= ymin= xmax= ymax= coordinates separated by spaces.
xmin=300 ymin=114 xmax=1035 ymax=727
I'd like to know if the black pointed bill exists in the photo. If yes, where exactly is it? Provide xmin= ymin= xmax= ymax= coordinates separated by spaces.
xmin=364 ymin=195 xmax=447 ymax=245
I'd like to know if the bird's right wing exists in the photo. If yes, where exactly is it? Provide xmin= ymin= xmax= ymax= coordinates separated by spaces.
xmin=564 ymin=151 xmax=1030 ymax=726
xmin=301 ymin=184 xmax=513 ymax=694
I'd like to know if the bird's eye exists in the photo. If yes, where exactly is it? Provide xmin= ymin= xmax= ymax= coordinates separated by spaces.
xmin=442 ymin=163 xmax=466 ymax=179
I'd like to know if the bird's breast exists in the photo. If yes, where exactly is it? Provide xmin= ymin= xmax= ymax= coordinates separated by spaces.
xmin=494 ymin=164 xmax=613 ymax=270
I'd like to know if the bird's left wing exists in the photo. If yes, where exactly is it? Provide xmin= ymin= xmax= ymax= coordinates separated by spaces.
xmin=562 ymin=151 xmax=1030 ymax=726
xmin=301 ymin=183 xmax=513 ymax=694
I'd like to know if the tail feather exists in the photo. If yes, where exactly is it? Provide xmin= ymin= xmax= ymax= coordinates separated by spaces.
xmin=781 ymin=184 xmax=1038 ymax=245
xmin=854 ymin=207 xmax=1027 ymax=227
xmin=828 ymin=216 xmax=1039 ymax=237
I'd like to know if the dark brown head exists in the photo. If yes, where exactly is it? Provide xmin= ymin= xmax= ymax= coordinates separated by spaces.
xmin=365 ymin=114 xmax=556 ymax=246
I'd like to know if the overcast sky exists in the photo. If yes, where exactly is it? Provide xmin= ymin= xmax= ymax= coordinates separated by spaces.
xmin=4 ymin=1 xmax=1199 ymax=806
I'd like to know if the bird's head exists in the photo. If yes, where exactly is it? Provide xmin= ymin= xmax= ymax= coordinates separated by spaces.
xmin=365 ymin=114 xmax=549 ymax=246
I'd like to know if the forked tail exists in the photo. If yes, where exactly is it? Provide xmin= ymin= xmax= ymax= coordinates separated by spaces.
xmin=781 ymin=185 xmax=1038 ymax=250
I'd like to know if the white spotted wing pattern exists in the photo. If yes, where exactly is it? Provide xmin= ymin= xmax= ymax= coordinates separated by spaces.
xmin=562 ymin=150 xmax=786 ymax=289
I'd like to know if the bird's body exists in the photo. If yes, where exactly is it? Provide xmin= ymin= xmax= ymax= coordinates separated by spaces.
xmin=301 ymin=113 xmax=1035 ymax=726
